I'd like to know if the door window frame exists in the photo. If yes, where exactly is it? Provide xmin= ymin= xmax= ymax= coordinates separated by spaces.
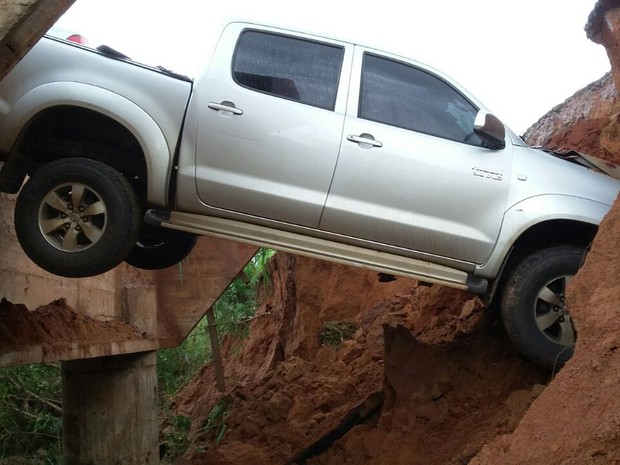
xmin=231 ymin=29 xmax=346 ymax=111
xmin=352 ymin=49 xmax=485 ymax=147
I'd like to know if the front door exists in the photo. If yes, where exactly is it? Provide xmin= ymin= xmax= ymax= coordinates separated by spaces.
xmin=320 ymin=48 xmax=512 ymax=264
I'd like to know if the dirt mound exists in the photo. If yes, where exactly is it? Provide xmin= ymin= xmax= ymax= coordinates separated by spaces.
xmin=523 ymin=72 xmax=619 ymax=162
xmin=172 ymin=256 xmax=546 ymax=465
xmin=0 ymin=298 xmax=146 ymax=355
xmin=470 ymin=197 xmax=620 ymax=465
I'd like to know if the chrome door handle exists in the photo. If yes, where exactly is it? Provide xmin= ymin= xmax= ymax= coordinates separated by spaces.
xmin=347 ymin=133 xmax=383 ymax=148
xmin=208 ymin=101 xmax=244 ymax=115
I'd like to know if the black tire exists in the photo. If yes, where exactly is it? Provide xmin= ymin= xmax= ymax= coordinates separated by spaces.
xmin=124 ymin=224 xmax=197 ymax=270
xmin=14 ymin=158 xmax=141 ymax=278
xmin=501 ymin=246 xmax=585 ymax=369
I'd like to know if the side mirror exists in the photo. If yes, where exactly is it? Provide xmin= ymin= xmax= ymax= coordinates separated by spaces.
xmin=474 ymin=111 xmax=506 ymax=150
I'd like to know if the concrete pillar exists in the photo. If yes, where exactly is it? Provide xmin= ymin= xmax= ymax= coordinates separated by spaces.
xmin=61 ymin=352 xmax=159 ymax=465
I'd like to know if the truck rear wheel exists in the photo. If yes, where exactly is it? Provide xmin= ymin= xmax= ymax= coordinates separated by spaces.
xmin=501 ymin=246 xmax=584 ymax=370
xmin=124 ymin=224 xmax=197 ymax=270
xmin=14 ymin=158 xmax=141 ymax=277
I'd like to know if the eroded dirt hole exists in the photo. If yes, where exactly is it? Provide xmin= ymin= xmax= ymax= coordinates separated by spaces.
xmin=289 ymin=391 xmax=384 ymax=464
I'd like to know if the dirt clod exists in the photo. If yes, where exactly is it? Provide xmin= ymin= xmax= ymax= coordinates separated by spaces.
xmin=0 ymin=298 xmax=146 ymax=355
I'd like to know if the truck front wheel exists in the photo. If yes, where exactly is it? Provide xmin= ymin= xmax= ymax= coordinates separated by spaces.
xmin=14 ymin=158 xmax=141 ymax=278
xmin=501 ymin=246 xmax=585 ymax=370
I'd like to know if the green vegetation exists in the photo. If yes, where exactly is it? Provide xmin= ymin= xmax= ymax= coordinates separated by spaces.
xmin=0 ymin=364 xmax=62 ymax=464
xmin=201 ymin=399 xmax=229 ymax=445
xmin=157 ymin=317 xmax=213 ymax=397
xmin=320 ymin=321 xmax=359 ymax=350
xmin=159 ymin=248 xmax=274 ymax=462
xmin=0 ymin=248 xmax=275 ymax=464
xmin=158 ymin=247 xmax=275 ymax=395
xmin=160 ymin=414 xmax=192 ymax=462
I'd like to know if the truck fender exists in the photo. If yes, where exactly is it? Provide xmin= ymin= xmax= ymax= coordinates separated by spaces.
xmin=478 ymin=194 xmax=609 ymax=279
xmin=0 ymin=81 xmax=172 ymax=207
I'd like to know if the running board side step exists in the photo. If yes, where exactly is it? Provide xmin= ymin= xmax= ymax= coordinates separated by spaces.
xmin=145 ymin=210 xmax=488 ymax=294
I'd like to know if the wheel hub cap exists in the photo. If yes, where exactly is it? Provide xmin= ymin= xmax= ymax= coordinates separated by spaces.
xmin=534 ymin=275 xmax=576 ymax=347
xmin=38 ymin=182 xmax=107 ymax=252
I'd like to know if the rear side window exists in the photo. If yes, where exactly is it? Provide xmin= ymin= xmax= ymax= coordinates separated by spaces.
xmin=360 ymin=53 xmax=482 ymax=146
xmin=233 ymin=30 xmax=344 ymax=110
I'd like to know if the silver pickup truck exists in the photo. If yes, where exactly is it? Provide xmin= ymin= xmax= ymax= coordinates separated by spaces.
xmin=0 ymin=22 xmax=618 ymax=367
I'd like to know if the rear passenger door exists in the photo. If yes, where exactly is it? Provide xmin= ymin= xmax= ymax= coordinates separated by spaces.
xmin=193 ymin=24 xmax=352 ymax=228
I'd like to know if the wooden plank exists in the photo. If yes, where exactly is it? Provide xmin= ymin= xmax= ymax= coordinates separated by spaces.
xmin=206 ymin=306 xmax=226 ymax=392
xmin=0 ymin=0 xmax=76 ymax=80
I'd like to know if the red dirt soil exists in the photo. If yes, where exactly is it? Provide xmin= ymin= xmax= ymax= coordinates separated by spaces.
xmin=523 ymin=72 xmax=619 ymax=164
xmin=171 ymin=256 xmax=548 ymax=465
xmin=470 ymin=197 xmax=620 ymax=465
xmin=0 ymin=298 xmax=146 ymax=355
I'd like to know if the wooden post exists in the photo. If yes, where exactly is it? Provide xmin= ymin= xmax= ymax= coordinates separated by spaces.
xmin=61 ymin=352 xmax=159 ymax=465
xmin=205 ymin=307 xmax=226 ymax=392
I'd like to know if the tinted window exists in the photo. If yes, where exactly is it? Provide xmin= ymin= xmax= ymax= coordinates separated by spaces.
xmin=233 ymin=30 xmax=344 ymax=110
xmin=360 ymin=53 xmax=482 ymax=145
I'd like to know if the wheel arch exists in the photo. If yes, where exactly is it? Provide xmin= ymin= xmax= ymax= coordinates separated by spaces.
xmin=0 ymin=82 xmax=173 ymax=207
xmin=502 ymin=218 xmax=596 ymax=274
xmin=488 ymin=218 xmax=597 ymax=307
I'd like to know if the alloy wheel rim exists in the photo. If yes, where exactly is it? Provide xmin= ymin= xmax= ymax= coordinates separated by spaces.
xmin=37 ymin=182 xmax=107 ymax=252
xmin=534 ymin=274 xmax=576 ymax=347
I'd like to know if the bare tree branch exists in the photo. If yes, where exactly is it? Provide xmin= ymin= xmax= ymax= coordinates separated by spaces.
xmin=6 ymin=374 xmax=62 ymax=414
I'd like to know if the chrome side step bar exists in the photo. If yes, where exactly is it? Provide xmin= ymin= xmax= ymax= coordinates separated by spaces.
xmin=145 ymin=210 xmax=487 ymax=293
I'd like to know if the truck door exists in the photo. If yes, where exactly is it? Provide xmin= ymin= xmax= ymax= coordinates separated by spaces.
xmin=191 ymin=24 xmax=352 ymax=228
xmin=320 ymin=48 xmax=512 ymax=264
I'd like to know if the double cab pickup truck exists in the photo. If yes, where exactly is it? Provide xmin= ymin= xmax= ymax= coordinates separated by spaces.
xmin=0 ymin=22 xmax=618 ymax=368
